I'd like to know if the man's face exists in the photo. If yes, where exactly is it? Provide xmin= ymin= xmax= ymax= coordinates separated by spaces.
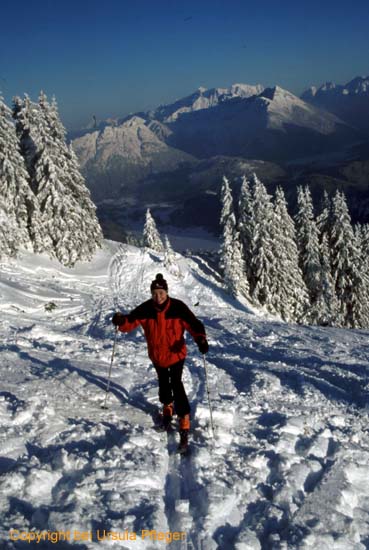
xmin=152 ymin=289 xmax=168 ymax=305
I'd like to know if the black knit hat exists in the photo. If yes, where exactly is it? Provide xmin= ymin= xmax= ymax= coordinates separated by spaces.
xmin=150 ymin=273 xmax=168 ymax=292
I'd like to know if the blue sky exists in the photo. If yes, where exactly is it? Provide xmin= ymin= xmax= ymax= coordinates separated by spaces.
xmin=1 ymin=0 xmax=368 ymax=130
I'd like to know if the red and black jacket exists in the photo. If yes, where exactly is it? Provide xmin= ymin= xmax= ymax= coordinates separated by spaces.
xmin=118 ymin=297 xmax=206 ymax=368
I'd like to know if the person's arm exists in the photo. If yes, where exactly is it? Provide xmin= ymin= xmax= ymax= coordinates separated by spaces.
xmin=112 ymin=300 xmax=152 ymax=333
xmin=111 ymin=311 xmax=140 ymax=333
xmin=179 ymin=302 xmax=209 ymax=354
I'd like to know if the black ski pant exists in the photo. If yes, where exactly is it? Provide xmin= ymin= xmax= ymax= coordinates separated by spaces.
xmin=154 ymin=360 xmax=190 ymax=417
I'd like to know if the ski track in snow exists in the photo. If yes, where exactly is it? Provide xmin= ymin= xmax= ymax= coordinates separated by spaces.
xmin=0 ymin=242 xmax=369 ymax=549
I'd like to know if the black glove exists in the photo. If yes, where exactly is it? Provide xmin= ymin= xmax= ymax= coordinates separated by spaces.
xmin=196 ymin=337 xmax=209 ymax=354
xmin=112 ymin=312 xmax=126 ymax=327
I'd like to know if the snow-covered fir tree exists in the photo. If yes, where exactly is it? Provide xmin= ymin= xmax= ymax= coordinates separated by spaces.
xmin=271 ymin=187 xmax=309 ymax=322
xmin=12 ymin=95 xmax=45 ymax=251
xmin=238 ymin=174 xmax=253 ymax=281
xmin=38 ymin=91 xmax=66 ymax=145
xmin=219 ymin=176 xmax=249 ymax=298
xmin=143 ymin=209 xmax=164 ymax=252
xmin=0 ymin=205 xmax=17 ymax=259
xmin=12 ymin=95 xmax=41 ymax=180
xmin=330 ymin=191 xmax=367 ymax=327
xmin=0 ymin=95 xmax=34 ymax=250
xmin=63 ymin=144 xmax=103 ymax=262
xmin=351 ymin=251 xmax=369 ymax=328
xmin=12 ymin=92 xmax=102 ymax=266
xmin=249 ymin=175 xmax=277 ymax=309
xmin=217 ymin=175 xmax=369 ymax=328
xmin=163 ymin=235 xmax=181 ymax=278
xmin=316 ymin=190 xmax=333 ymax=244
xmin=314 ymin=233 xmax=340 ymax=326
xmin=357 ymin=224 xmax=369 ymax=327
xmin=359 ymin=224 xmax=369 ymax=276
xmin=295 ymin=187 xmax=322 ymax=310
xmin=37 ymin=92 xmax=102 ymax=264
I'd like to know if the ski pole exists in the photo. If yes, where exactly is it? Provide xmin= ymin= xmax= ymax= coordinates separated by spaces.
xmin=102 ymin=326 xmax=119 ymax=409
xmin=203 ymin=355 xmax=215 ymax=438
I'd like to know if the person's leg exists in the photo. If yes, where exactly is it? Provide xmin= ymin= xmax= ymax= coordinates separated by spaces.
xmin=154 ymin=365 xmax=174 ymax=416
xmin=168 ymin=361 xmax=190 ymax=426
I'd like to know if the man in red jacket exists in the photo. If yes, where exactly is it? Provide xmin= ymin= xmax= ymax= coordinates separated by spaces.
xmin=112 ymin=273 xmax=208 ymax=448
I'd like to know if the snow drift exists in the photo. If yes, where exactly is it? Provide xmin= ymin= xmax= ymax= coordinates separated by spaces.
xmin=0 ymin=242 xmax=369 ymax=549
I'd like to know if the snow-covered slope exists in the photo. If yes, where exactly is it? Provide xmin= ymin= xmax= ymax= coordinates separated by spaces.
xmin=72 ymin=116 xmax=192 ymax=170
xmin=260 ymin=86 xmax=341 ymax=134
xmin=1 ymin=243 xmax=369 ymax=549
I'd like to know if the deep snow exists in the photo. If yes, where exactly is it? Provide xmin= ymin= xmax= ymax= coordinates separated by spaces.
xmin=0 ymin=242 xmax=369 ymax=549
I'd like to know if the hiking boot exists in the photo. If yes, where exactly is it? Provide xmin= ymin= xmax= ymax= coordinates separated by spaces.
xmin=178 ymin=429 xmax=189 ymax=454
xmin=179 ymin=414 xmax=190 ymax=431
xmin=163 ymin=402 xmax=174 ymax=418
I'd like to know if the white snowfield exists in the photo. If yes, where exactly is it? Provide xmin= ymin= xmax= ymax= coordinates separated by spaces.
xmin=0 ymin=242 xmax=369 ymax=550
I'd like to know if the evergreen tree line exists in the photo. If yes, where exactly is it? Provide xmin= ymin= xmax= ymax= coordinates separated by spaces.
xmin=0 ymin=92 xmax=102 ymax=266
xmin=220 ymin=174 xmax=369 ymax=329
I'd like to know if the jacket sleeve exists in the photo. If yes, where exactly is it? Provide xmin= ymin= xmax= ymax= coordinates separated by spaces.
xmin=118 ymin=310 xmax=141 ymax=333
xmin=179 ymin=302 xmax=206 ymax=341
xmin=118 ymin=300 xmax=153 ymax=333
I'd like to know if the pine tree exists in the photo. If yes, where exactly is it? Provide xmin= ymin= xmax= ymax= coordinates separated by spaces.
xmin=238 ymin=174 xmax=253 ymax=282
xmin=295 ymin=187 xmax=321 ymax=307
xmin=219 ymin=176 xmax=249 ymax=298
xmin=360 ymin=224 xmax=369 ymax=268
xmin=12 ymin=92 xmax=103 ymax=265
xmin=37 ymin=93 xmax=103 ymax=264
xmin=12 ymin=95 xmax=45 ymax=251
xmin=330 ymin=191 xmax=365 ymax=327
xmin=64 ymin=144 xmax=103 ymax=259
xmin=359 ymin=225 xmax=369 ymax=325
xmin=249 ymin=175 xmax=276 ymax=309
xmin=39 ymin=91 xmax=66 ymax=145
xmin=143 ymin=208 xmax=164 ymax=252
xmin=12 ymin=95 xmax=40 ymax=180
xmin=316 ymin=190 xmax=333 ymax=244
xmin=0 ymin=94 xmax=34 ymax=250
xmin=271 ymin=187 xmax=309 ymax=322
xmin=352 ymin=224 xmax=369 ymax=328
xmin=0 ymin=206 xmax=17 ymax=258
xmin=163 ymin=235 xmax=181 ymax=278
xmin=314 ymin=233 xmax=340 ymax=326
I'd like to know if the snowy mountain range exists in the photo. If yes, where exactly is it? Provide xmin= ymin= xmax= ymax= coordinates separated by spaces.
xmin=147 ymin=83 xmax=265 ymax=123
xmin=73 ymin=83 xmax=358 ymax=176
xmin=162 ymin=85 xmax=356 ymax=161
xmin=1 ymin=241 xmax=369 ymax=548
xmin=302 ymin=76 xmax=369 ymax=131
xmin=70 ymin=78 xmax=369 ymax=237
